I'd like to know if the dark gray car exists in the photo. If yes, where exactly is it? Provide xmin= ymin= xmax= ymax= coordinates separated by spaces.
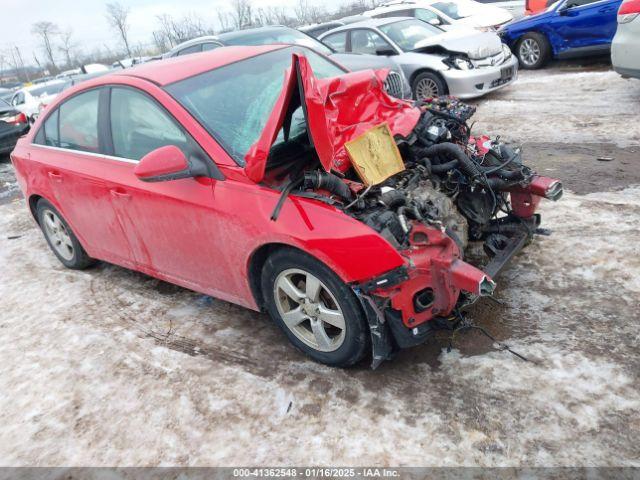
xmin=0 ymin=98 xmax=30 ymax=155
xmin=161 ymin=26 xmax=412 ymax=100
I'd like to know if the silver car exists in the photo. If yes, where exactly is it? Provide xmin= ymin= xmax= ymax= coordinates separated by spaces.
xmin=161 ymin=27 xmax=412 ymax=100
xmin=612 ymin=0 xmax=640 ymax=79
xmin=319 ymin=17 xmax=518 ymax=100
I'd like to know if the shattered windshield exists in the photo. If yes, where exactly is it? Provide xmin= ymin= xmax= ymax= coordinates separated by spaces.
xmin=165 ymin=46 xmax=344 ymax=166
xmin=380 ymin=19 xmax=443 ymax=52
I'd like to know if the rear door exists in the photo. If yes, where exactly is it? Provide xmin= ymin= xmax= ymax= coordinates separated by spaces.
xmin=30 ymin=88 xmax=133 ymax=264
xmin=552 ymin=0 xmax=621 ymax=51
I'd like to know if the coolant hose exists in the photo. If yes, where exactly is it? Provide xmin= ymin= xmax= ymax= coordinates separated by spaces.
xmin=419 ymin=143 xmax=482 ymax=179
xmin=304 ymin=171 xmax=353 ymax=203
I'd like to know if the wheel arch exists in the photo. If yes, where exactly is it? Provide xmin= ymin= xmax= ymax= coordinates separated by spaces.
xmin=247 ymin=243 xmax=351 ymax=311
xmin=515 ymin=30 xmax=553 ymax=55
xmin=28 ymin=194 xmax=44 ymax=224
xmin=409 ymin=68 xmax=449 ymax=95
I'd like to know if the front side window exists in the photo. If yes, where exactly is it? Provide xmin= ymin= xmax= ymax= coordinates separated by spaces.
xmin=165 ymin=46 xmax=344 ymax=165
xmin=322 ymin=31 xmax=348 ymax=52
xmin=350 ymin=29 xmax=394 ymax=55
xmin=415 ymin=8 xmax=441 ymax=23
xmin=379 ymin=19 xmax=442 ymax=51
xmin=110 ymin=88 xmax=188 ymax=161
xmin=431 ymin=2 xmax=468 ymax=19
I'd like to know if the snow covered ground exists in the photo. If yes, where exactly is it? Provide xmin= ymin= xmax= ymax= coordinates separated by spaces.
xmin=0 ymin=66 xmax=639 ymax=467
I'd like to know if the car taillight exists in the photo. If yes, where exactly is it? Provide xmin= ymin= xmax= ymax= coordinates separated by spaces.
xmin=618 ymin=0 xmax=640 ymax=22
xmin=1 ymin=112 xmax=27 ymax=125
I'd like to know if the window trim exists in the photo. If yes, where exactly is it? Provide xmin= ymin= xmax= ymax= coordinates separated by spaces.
xmin=347 ymin=27 xmax=399 ymax=55
xmin=32 ymin=83 xmax=224 ymax=180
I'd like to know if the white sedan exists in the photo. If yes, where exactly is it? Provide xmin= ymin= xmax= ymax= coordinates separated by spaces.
xmin=9 ymin=81 xmax=66 ymax=122
xmin=364 ymin=0 xmax=514 ymax=31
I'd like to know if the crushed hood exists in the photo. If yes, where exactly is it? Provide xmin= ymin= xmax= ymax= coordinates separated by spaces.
xmin=414 ymin=30 xmax=503 ymax=59
xmin=244 ymin=53 xmax=421 ymax=183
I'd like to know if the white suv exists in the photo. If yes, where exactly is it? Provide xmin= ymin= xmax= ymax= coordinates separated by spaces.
xmin=364 ymin=0 xmax=514 ymax=31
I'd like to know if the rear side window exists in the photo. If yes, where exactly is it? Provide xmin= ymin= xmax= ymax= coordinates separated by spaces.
xmin=43 ymin=110 xmax=60 ymax=146
xmin=178 ymin=44 xmax=202 ymax=56
xmin=322 ymin=31 xmax=347 ymax=52
xmin=110 ymin=87 xmax=188 ymax=161
xmin=39 ymin=89 xmax=100 ymax=152
xmin=202 ymin=42 xmax=219 ymax=51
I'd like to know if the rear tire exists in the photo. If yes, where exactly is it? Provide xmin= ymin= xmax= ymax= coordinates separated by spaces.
xmin=36 ymin=199 xmax=96 ymax=270
xmin=412 ymin=71 xmax=446 ymax=101
xmin=261 ymin=248 xmax=369 ymax=367
xmin=516 ymin=33 xmax=550 ymax=70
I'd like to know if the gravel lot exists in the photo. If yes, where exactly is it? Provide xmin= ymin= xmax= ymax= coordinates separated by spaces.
xmin=1 ymin=64 xmax=639 ymax=467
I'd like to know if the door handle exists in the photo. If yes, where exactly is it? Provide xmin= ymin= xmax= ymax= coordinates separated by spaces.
xmin=110 ymin=188 xmax=131 ymax=199
xmin=48 ymin=171 xmax=63 ymax=182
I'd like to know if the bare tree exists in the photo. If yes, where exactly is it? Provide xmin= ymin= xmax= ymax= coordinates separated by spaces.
xmin=58 ymin=28 xmax=78 ymax=69
xmin=217 ymin=10 xmax=232 ymax=32
xmin=294 ymin=0 xmax=310 ymax=24
xmin=153 ymin=13 xmax=214 ymax=50
xmin=31 ymin=21 xmax=60 ymax=72
xmin=105 ymin=2 xmax=132 ymax=57
xmin=230 ymin=0 xmax=253 ymax=29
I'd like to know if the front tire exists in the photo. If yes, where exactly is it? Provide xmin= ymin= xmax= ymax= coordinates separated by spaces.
xmin=261 ymin=248 xmax=369 ymax=367
xmin=516 ymin=33 xmax=550 ymax=70
xmin=412 ymin=71 xmax=446 ymax=101
xmin=36 ymin=199 xmax=96 ymax=269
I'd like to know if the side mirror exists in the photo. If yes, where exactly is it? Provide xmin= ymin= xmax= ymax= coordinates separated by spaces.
xmin=428 ymin=18 xmax=442 ymax=26
xmin=134 ymin=145 xmax=196 ymax=182
xmin=375 ymin=47 xmax=397 ymax=56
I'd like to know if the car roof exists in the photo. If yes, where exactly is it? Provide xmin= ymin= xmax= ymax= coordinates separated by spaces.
xmin=20 ymin=80 xmax=66 ymax=93
xmin=168 ymin=35 xmax=221 ymax=53
xmin=299 ymin=21 xmax=344 ymax=31
xmin=111 ymin=45 xmax=286 ymax=86
xmin=214 ymin=25 xmax=289 ymax=42
xmin=319 ymin=16 xmax=412 ymax=34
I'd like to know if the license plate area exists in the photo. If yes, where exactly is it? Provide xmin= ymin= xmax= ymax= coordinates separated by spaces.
xmin=501 ymin=66 xmax=514 ymax=80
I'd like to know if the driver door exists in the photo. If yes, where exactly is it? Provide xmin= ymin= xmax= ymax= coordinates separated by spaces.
xmin=103 ymin=86 xmax=230 ymax=297
xmin=552 ymin=0 xmax=621 ymax=51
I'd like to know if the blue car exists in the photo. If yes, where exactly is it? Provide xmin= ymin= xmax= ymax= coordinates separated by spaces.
xmin=499 ymin=0 xmax=622 ymax=69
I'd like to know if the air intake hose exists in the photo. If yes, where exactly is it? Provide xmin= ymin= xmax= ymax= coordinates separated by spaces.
xmin=304 ymin=171 xmax=353 ymax=203
xmin=419 ymin=143 xmax=482 ymax=179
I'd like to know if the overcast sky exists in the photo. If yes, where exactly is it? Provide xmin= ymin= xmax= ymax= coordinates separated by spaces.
xmin=0 ymin=0 xmax=346 ymax=69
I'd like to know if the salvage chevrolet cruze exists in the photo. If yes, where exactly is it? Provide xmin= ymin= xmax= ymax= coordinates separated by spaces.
xmin=11 ymin=45 xmax=562 ymax=367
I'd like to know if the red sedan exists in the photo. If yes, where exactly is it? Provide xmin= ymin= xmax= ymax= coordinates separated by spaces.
xmin=11 ymin=45 xmax=561 ymax=367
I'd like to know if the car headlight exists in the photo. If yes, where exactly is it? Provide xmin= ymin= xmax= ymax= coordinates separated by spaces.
xmin=453 ymin=57 xmax=474 ymax=70
xmin=502 ymin=43 xmax=512 ymax=60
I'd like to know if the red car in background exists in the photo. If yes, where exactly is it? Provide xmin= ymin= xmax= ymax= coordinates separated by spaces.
xmin=11 ymin=45 xmax=561 ymax=368
xmin=526 ymin=0 xmax=555 ymax=14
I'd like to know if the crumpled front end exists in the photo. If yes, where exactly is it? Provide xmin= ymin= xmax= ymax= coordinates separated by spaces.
xmin=246 ymin=53 xmax=562 ymax=367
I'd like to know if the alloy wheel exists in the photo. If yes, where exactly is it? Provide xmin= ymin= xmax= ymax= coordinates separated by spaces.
xmin=273 ymin=268 xmax=346 ymax=352
xmin=519 ymin=38 xmax=541 ymax=67
xmin=415 ymin=77 xmax=440 ymax=101
xmin=42 ymin=209 xmax=74 ymax=261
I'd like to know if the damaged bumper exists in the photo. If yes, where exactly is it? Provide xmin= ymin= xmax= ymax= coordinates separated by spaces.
xmin=354 ymin=178 xmax=562 ymax=368
xmin=443 ymin=55 xmax=519 ymax=99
